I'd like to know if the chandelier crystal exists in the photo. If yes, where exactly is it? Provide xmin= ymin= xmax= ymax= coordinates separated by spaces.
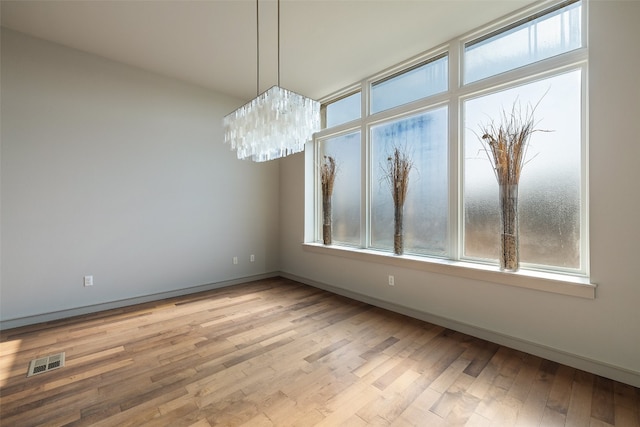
xmin=223 ymin=0 xmax=320 ymax=162
xmin=223 ymin=85 xmax=320 ymax=162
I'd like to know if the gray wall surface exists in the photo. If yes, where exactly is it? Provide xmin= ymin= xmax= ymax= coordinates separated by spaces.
xmin=1 ymin=28 xmax=280 ymax=322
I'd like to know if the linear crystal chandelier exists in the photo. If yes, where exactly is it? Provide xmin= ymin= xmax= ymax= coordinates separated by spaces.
xmin=223 ymin=0 xmax=320 ymax=162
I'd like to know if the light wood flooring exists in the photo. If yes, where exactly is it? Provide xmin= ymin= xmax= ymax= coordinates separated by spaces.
xmin=1 ymin=277 xmax=639 ymax=426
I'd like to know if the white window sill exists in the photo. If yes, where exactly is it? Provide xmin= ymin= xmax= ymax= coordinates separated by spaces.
xmin=302 ymin=243 xmax=596 ymax=299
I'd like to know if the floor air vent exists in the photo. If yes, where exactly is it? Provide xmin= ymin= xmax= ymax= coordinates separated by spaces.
xmin=27 ymin=352 xmax=65 ymax=377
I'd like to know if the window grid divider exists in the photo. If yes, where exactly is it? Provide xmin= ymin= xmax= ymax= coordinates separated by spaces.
xmin=309 ymin=0 xmax=589 ymax=281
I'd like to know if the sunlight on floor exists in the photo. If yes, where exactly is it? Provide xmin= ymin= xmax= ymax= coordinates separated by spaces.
xmin=0 ymin=339 xmax=23 ymax=386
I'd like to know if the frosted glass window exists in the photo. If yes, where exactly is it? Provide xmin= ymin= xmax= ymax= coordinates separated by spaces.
xmin=463 ymin=70 xmax=582 ymax=269
xmin=464 ymin=1 xmax=581 ymax=84
xmin=371 ymin=55 xmax=448 ymax=114
xmin=318 ymin=132 xmax=361 ymax=245
xmin=370 ymin=108 xmax=448 ymax=255
xmin=311 ymin=0 xmax=586 ymax=277
xmin=324 ymin=92 xmax=361 ymax=128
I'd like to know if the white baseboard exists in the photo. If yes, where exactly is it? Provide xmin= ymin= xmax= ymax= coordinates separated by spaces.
xmin=281 ymin=272 xmax=640 ymax=389
xmin=3 ymin=271 xmax=638 ymax=388
xmin=0 ymin=273 xmax=279 ymax=330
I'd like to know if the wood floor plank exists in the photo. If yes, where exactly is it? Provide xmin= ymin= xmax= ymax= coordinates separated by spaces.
xmin=540 ymin=405 xmax=568 ymax=427
xmin=592 ymin=375 xmax=616 ymax=425
xmin=508 ymin=353 xmax=540 ymax=400
xmin=1 ymin=277 xmax=638 ymax=426
xmin=436 ymin=368 xmax=477 ymax=423
xmin=443 ymin=390 xmax=481 ymax=426
xmin=466 ymin=346 xmax=513 ymax=400
xmin=464 ymin=412 xmax=492 ymax=427
xmin=370 ymin=368 xmax=424 ymax=422
xmin=317 ymin=383 xmax=380 ymax=426
xmin=429 ymin=357 xmax=473 ymax=394
xmin=463 ymin=340 xmax=501 ymax=378
xmin=613 ymin=404 xmax=640 ymax=427
xmin=513 ymin=359 xmax=557 ymax=426
xmin=360 ymin=336 xmax=400 ymax=360
xmin=396 ymin=405 xmax=447 ymax=426
xmin=566 ymin=370 xmax=596 ymax=427
xmin=614 ymin=381 xmax=640 ymax=413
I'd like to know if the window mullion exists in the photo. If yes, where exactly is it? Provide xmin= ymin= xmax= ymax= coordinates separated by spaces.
xmin=313 ymin=138 xmax=320 ymax=243
xmin=580 ymin=65 xmax=589 ymax=276
xmin=360 ymin=79 xmax=370 ymax=249
xmin=448 ymin=41 xmax=461 ymax=261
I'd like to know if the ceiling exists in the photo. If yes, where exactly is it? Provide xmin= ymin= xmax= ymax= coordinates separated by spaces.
xmin=1 ymin=0 xmax=535 ymax=102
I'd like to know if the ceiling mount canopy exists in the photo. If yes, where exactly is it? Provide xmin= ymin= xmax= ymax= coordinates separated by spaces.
xmin=223 ymin=0 xmax=320 ymax=162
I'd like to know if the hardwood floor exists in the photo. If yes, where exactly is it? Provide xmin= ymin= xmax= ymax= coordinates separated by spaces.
xmin=1 ymin=277 xmax=638 ymax=426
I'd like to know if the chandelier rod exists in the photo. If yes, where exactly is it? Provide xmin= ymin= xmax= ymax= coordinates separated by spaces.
xmin=277 ymin=0 xmax=281 ymax=87
xmin=256 ymin=0 xmax=281 ymax=93
xmin=256 ymin=0 xmax=259 ymax=97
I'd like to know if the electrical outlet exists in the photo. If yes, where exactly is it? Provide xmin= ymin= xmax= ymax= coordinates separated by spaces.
xmin=388 ymin=275 xmax=395 ymax=286
xmin=250 ymin=254 xmax=255 ymax=262
xmin=233 ymin=257 xmax=238 ymax=265
xmin=84 ymin=275 xmax=93 ymax=287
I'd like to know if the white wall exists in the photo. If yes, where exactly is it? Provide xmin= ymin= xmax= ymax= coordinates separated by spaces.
xmin=279 ymin=2 xmax=640 ymax=387
xmin=1 ymin=28 xmax=280 ymax=324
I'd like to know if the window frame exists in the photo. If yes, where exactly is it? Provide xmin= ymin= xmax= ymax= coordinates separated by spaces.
xmin=305 ymin=0 xmax=594 ymax=298
xmin=367 ymin=103 xmax=451 ymax=257
xmin=315 ymin=127 xmax=363 ymax=247
xmin=370 ymin=52 xmax=449 ymax=114
xmin=463 ymin=0 xmax=583 ymax=85
xmin=459 ymin=66 xmax=587 ymax=275
xmin=322 ymin=88 xmax=362 ymax=129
